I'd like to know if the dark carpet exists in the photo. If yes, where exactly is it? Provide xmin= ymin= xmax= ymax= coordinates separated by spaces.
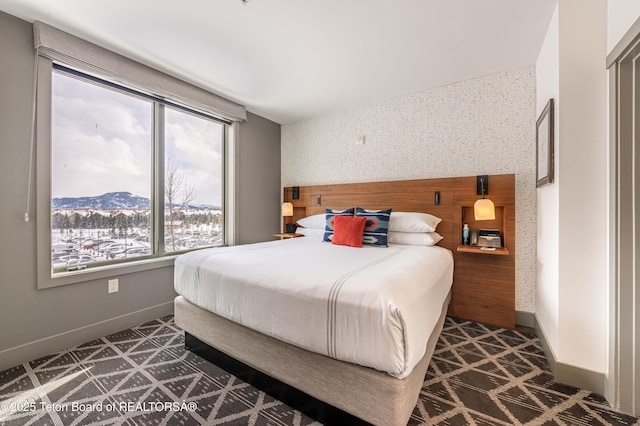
xmin=0 ymin=315 xmax=638 ymax=425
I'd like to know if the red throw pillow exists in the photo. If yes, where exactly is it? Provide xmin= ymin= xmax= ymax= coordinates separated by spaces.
xmin=331 ymin=215 xmax=367 ymax=248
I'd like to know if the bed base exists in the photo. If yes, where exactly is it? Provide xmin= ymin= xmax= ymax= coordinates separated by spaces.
xmin=174 ymin=294 xmax=450 ymax=426
xmin=185 ymin=333 xmax=367 ymax=425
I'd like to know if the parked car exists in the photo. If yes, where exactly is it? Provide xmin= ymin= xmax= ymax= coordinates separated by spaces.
xmin=105 ymin=245 xmax=127 ymax=258
xmin=81 ymin=239 xmax=97 ymax=249
xmin=113 ymin=247 xmax=151 ymax=259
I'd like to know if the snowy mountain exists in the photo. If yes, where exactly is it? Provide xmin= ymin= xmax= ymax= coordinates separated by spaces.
xmin=52 ymin=192 xmax=219 ymax=210
xmin=52 ymin=192 xmax=150 ymax=209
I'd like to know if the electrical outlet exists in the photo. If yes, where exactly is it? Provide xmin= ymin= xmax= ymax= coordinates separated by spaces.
xmin=108 ymin=279 xmax=119 ymax=293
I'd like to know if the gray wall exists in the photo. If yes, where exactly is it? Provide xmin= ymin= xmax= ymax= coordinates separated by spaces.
xmin=238 ymin=112 xmax=282 ymax=244
xmin=0 ymin=11 xmax=281 ymax=370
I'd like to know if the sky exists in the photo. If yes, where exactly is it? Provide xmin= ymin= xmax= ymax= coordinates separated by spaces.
xmin=51 ymin=70 xmax=223 ymax=206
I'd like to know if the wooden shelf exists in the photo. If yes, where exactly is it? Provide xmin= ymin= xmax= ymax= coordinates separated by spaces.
xmin=456 ymin=245 xmax=509 ymax=255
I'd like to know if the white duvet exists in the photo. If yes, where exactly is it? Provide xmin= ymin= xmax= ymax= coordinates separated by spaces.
xmin=174 ymin=238 xmax=453 ymax=378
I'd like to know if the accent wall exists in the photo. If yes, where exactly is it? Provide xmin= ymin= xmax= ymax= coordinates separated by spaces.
xmin=282 ymin=66 xmax=537 ymax=314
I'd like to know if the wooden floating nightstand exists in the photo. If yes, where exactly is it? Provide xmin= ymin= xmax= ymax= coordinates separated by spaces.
xmin=273 ymin=233 xmax=304 ymax=239
xmin=456 ymin=245 xmax=509 ymax=255
xmin=449 ymin=175 xmax=516 ymax=329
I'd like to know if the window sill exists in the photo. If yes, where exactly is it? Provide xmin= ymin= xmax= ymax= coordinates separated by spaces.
xmin=38 ymin=256 xmax=178 ymax=290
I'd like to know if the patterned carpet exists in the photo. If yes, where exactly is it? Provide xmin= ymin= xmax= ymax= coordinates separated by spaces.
xmin=0 ymin=315 xmax=637 ymax=426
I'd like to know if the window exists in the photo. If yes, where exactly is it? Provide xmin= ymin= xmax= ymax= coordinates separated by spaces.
xmin=48 ymin=65 xmax=226 ymax=276
xmin=164 ymin=107 xmax=224 ymax=253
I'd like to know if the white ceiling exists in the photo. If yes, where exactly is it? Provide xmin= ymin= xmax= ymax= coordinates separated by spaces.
xmin=0 ymin=0 xmax=556 ymax=124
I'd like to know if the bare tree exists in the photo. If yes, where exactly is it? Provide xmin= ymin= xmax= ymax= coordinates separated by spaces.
xmin=165 ymin=159 xmax=196 ymax=251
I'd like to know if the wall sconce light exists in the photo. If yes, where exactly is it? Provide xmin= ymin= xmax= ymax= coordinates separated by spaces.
xmin=474 ymin=175 xmax=495 ymax=220
xmin=282 ymin=202 xmax=296 ymax=233
xmin=282 ymin=202 xmax=293 ymax=217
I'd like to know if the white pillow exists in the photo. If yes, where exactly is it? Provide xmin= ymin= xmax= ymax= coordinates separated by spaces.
xmin=296 ymin=227 xmax=325 ymax=240
xmin=296 ymin=213 xmax=326 ymax=229
xmin=389 ymin=212 xmax=441 ymax=233
xmin=388 ymin=231 xmax=443 ymax=246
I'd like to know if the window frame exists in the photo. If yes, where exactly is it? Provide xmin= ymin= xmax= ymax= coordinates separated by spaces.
xmin=37 ymin=58 xmax=230 ymax=289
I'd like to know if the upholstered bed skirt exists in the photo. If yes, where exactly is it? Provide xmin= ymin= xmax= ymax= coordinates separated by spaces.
xmin=174 ymin=292 xmax=450 ymax=425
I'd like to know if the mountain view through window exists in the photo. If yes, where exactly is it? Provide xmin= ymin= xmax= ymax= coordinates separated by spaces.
xmin=51 ymin=69 xmax=224 ymax=273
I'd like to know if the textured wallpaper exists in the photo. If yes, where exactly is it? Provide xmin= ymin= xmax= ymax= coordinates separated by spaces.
xmin=281 ymin=66 xmax=537 ymax=313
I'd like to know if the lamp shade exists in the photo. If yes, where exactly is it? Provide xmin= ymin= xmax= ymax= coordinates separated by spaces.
xmin=474 ymin=198 xmax=495 ymax=221
xmin=282 ymin=202 xmax=293 ymax=217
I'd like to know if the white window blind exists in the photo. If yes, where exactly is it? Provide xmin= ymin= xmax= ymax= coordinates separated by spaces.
xmin=32 ymin=21 xmax=247 ymax=122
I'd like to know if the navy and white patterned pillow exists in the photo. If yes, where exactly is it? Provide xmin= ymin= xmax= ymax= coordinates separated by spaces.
xmin=356 ymin=207 xmax=392 ymax=247
xmin=323 ymin=208 xmax=355 ymax=242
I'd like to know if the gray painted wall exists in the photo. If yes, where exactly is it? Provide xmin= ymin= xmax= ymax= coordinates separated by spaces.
xmin=0 ymin=11 xmax=281 ymax=370
xmin=238 ymin=112 xmax=282 ymax=244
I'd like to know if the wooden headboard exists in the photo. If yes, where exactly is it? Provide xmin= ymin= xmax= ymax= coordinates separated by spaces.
xmin=283 ymin=174 xmax=516 ymax=328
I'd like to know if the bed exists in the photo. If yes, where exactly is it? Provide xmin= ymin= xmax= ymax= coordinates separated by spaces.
xmin=175 ymin=238 xmax=453 ymax=379
xmin=174 ymin=175 xmax=516 ymax=424
xmin=175 ymin=239 xmax=453 ymax=424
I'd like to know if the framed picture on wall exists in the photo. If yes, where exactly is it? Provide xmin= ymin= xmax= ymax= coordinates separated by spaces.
xmin=536 ymin=98 xmax=554 ymax=188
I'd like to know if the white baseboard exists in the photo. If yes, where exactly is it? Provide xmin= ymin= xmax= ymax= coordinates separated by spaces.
xmin=0 ymin=301 xmax=174 ymax=372
xmin=534 ymin=314 xmax=605 ymax=395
